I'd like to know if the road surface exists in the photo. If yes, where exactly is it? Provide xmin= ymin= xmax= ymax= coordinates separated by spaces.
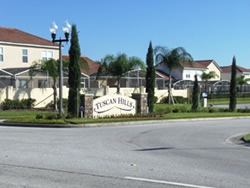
xmin=0 ymin=118 xmax=250 ymax=187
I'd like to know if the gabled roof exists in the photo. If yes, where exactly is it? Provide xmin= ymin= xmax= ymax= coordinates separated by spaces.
xmin=0 ymin=27 xmax=58 ymax=47
xmin=181 ymin=61 xmax=207 ymax=69
xmin=220 ymin=65 xmax=250 ymax=73
xmin=62 ymin=55 xmax=100 ymax=75
xmin=181 ymin=60 xmax=221 ymax=71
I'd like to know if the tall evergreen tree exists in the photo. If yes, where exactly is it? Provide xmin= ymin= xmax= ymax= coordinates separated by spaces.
xmin=229 ymin=56 xmax=237 ymax=111
xmin=68 ymin=25 xmax=81 ymax=117
xmin=145 ymin=41 xmax=155 ymax=113
xmin=191 ymin=75 xmax=200 ymax=112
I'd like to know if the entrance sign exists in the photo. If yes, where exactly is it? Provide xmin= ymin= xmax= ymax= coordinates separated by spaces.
xmin=93 ymin=94 xmax=136 ymax=117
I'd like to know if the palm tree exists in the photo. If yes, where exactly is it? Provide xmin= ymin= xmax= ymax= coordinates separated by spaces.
xmin=97 ymin=53 xmax=144 ymax=94
xmin=30 ymin=59 xmax=63 ymax=110
xmin=154 ymin=46 xmax=193 ymax=104
xmin=236 ymin=75 xmax=250 ymax=93
xmin=200 ymin=71 xmax=218 ymax=93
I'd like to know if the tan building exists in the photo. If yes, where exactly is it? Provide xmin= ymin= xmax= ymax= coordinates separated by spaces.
xmin=155 ymin=59 xmax=221 ymax=81
xmin=220 ymin=65 xmax=250 ymax=83
xmin=0 ymin=27 xmax=59 ymax=69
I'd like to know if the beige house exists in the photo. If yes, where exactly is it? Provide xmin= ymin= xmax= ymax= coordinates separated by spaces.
xmin=220 ymin=65 xmax=250 ymax=82
xmin=155 ymin=59 xmax=221 ymax=81
xmin=0 ymin=27 xmax=59 ymax=69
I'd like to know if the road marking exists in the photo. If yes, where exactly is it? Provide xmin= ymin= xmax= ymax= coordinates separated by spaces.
xmin=124 ymin=177 xmax=215 ymax=188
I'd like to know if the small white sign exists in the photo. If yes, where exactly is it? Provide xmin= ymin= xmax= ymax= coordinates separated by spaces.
xmin=93 ymin=94 xmax=136 ymax=117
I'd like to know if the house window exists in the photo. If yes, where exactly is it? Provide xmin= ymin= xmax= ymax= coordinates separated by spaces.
xmin=38 ymin=80 xmax=48 ymax=88
xmin=0 ymin=47 xmax=3 ymax=62
xmin=42 ymin=51 xmax=53 ymax=62
xmin=18 ymin=80 xmax=28 ymax=88
xmin=22 ymin=49 xmax=28 ymax=63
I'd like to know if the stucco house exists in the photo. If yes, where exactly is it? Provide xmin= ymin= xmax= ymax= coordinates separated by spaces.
xmin=155 ymin=59 xmax=221 ymax=81
xmin=220 ymin=65 xmax=250 ymax=83
xmin=0 ymin=27 xmax=59 ymax=69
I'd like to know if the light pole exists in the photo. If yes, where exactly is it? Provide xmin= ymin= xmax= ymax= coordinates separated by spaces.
xmin=50 ymin=20 xmax=71 ymax=118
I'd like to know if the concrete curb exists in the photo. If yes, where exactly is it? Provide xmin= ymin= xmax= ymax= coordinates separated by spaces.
xmin=1 ymin=116 xmax=250 ymax=128
xmin=225 ymin=133 xmax=250 ymax=148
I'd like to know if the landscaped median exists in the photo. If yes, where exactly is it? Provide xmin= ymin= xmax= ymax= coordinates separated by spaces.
xmin=0 ymin=104 xmax=250 ymax=126
xmin=242 ymin=133 xmax=250 ymax=143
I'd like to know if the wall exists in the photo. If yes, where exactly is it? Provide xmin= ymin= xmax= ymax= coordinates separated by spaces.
xmin=0 ymin=86 xmax=188 ymax=108
xmin=207 ymin=62 xmax=221 ymax=80
xmin=182 ymin=69 xmax=204 ymax=81
xmin=0 ymin=43 xmax=59 ymax=69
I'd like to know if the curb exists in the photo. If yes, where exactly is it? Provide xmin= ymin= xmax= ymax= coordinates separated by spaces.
xmin=225 ymin=133 xmax=250 ymax=148
xmin=1 ymin=116 xmax=250 ymax=128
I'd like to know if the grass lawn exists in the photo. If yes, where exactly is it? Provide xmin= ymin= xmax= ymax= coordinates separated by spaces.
xmin=208 ymin=98 xmax=250 ymax=105
xmin=1 ymin=103 xmax=250 ymax=125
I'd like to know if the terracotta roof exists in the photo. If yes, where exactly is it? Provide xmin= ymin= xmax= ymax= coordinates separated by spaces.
xmin=0 ymin=27 xmax=58 ymax=47
xmin=62 ymin=55 xmax=100 ymax=75
xmin=220 ymin=65 xmax=250 ymax=73
xmin=181 ymin=61 xmax=207 ymax=69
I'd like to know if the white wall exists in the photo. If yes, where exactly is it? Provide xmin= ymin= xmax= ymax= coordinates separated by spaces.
xmin=0 ymin=86 xmax=188 ymax=108
xmin=182 ymin=69 xmax=204 ymax=81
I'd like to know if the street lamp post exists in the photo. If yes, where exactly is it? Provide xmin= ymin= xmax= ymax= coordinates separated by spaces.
xmin=50 ymin=21 xmax=71 ymax=118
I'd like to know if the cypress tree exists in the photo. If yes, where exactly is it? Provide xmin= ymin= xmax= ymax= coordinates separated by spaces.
xmin=68 ymin=25 xmax=81 ymax=117
xmin=191 ymin=75 xmax=199 ymax=112
xmin=229 ymin=56 xmax=237 ymax=111
xmin=145 ymin=41 xmax=155 ymax=113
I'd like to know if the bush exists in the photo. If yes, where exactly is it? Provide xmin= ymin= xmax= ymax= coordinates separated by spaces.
xmin=36 ymin=114 xmax=43 ymax=119
xmin=155 ymin=107 xmax=166 ymax=114
xmin=154 ymin=96 xmax=158 ymax=103
xmin=45 ymin=113 xmax=58 ymax=120
xmin=160 ymin=96 xmax=188 ymax=104
xmin=179 ymin=106 xmax=188 ymax=113
xmin=0 ymin=98 xmax=36 ymax=110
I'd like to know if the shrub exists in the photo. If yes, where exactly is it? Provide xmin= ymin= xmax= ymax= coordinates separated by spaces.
xmin=45 ymin=113 xmax=58 ymax=120
xmin=165 ymin=107 xmax=172 ymax=113
xmin=155 ymin=107 xmax=166 ymax=114
xmin=160 ymin=96 xmax=188 ymax=104
xmin=0 ymin=98 xmax=35 ymax=110
xmin=154 ymin=96 xmax=158 ymax=103
xmin=179 ymin=106 xmax=188 ymax=113
xmin=36 ymin=114 xmax=43 ymax=119
xmin=172 ymin=108 xmax=179 ymax=113
xmin=1 ymin=99 xmax=12 ymax=110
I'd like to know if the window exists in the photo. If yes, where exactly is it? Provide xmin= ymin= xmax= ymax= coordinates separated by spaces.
xmin=0 ymin=47 xmax=3 ymax=62
xmin=18 ymin=80 xmax=28 ymax=88
xmin=22 ymin=49 xmax=28 ymax=63
xmin=42 ymin=51 xmax=53 ymax=61
xmin=185 ymin=71 xmax=190 ymax=79
xmin=38 ymin=80 xmax=48 ymax=88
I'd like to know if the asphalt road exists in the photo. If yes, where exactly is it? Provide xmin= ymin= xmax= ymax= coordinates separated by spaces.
xmin=0 ymin=118 xmax=250 ymax=188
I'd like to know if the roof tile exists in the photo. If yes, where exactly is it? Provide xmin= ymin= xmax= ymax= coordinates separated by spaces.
xmin=0 ymin=27 xmax=58 ymax=47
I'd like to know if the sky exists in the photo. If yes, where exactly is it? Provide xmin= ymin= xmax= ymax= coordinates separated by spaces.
xmin=1 ymin=0 xmax=250 ymax=68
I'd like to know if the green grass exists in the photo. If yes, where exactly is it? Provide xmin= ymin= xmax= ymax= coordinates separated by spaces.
xmin=243 ymin=133 xmax=250 ymax=142
xmin=1 ymin=104 xmax=250 ymax=125
xmin=0 ymin=110 xmax=56 ymax=119
xmin=208 ymin=98 xmax=250 ymax=105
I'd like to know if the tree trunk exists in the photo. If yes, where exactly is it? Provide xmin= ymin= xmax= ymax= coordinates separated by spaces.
xmin=53 ymin=84 xmax=57 ymax=111
xmin=168 ymin=74 xmax=175 ymax=105
xmin=117 ymin=78 xmax=121 ymax=94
